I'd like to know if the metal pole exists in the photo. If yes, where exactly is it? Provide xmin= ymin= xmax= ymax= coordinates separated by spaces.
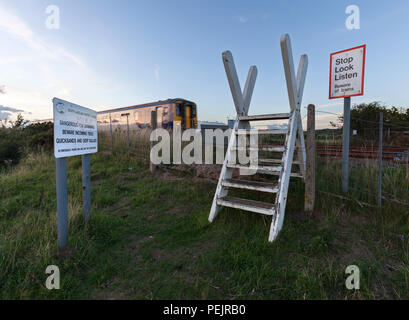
xmin=110 ymin=114 xmax=113 ymax=151
xmin=378 ymin=112 xmax=383 ymax=208
xmin=305 ymin=104 xmax=316 ymax=211
xmin=82 ymin=154 xmax=91 ymax=221
xmin=342 ymin=97 xmax=351 ymax=193
xmin=56 ymin=157 xmax=68 ymax=248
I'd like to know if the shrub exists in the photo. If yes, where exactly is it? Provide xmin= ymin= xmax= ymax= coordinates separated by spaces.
xmin=0 ymin=116 xmax=53 ymax=169
xmin=0 ymin=130 xmax=23 ymax=168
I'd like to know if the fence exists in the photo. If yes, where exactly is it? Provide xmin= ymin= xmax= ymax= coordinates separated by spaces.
xmin=97 ymin=108 xmax=409 ymax=210
xmin=313 ymin=109 xmax=409 ymax=209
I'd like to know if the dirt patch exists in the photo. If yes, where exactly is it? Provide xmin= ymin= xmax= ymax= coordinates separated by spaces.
xmin=161 ymin=170 xmax=185 ymax=181
xmin=194 ymin=164 xmax=222 ymax=181
xmin=92 ymin=277 xmax=126 ymax=300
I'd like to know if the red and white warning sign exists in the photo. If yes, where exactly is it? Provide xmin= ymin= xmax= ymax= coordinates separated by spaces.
xmin=329 ymin=45 xmax=366 ymax=99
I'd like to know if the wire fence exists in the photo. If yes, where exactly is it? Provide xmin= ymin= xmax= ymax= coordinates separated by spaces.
xmin=314 ymin=109 xmax=409 ymax=208
xmin=97 ymin=110 xmax=409 ymax=209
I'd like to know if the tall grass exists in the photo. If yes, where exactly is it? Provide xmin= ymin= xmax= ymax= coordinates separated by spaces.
xmin=0 ymin=128 xmax=408 ymax=299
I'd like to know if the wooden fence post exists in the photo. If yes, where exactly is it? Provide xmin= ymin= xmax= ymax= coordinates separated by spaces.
xmin=305 ymin=104 xmax=315 ymax=212
xmin=150 ymin=110 xmax=157 ymax=173
xmin=109 ymin=114 xmax=113 ymax=151
xmin=378 ymin=112 xmax=383 ymax=208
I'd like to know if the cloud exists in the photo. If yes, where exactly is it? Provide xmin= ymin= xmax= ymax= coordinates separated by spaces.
xmin=0 ymin=85 xmax=5 ymax=94
xmin=0 ymin=3 xmax=86 ymax=68
xmin=0 ymin=4 xmax=119 ymax=120
xmin=0 ymin=105 xmax=26 ymax=120
xmin=0 ymin=105 xmax=25 ymax=113
xmin=154 ymin=64 xmax=160 ymax=81
xmin=315 ymin=102 xmax=344 ymax=110
xmin=0 ymin=6 xmax=32 ymax=38
xmin=301 ymin=112 xmax=341 ymax=130
xmin=237 ymin=16 xmax=248 ymax=23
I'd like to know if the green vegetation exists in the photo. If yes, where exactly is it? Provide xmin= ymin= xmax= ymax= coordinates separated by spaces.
xmin=331 ymin=102 xmax=409 ymax=145
xmin=0 ymin=130 xmax=408 ymax=300
xmin=0 ymin=115 xmax=53 ymax=170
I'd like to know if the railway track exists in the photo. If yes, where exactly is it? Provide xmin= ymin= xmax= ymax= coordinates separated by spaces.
xmin=316 ymin=145 xmax=409 ymax=161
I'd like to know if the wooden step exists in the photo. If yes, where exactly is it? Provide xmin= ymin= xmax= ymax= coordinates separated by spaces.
xmin=259 ymin=158 xmax=301 ymax=165
xmin=238 ymin=113 xmax=290 ymax=121
xmin=235 ymin=129 xmax=287 ymax=135
xmin=227 ymin=163 xmax=282 ymax=173
xmin=232 ymin=146 xmax=285 ymax=152
xmin=216 ymin=196 xmax=275 ymax=215
xmin=222 ymin=179 xmax=279 ymax=193
xmin=227 ymin=163 xmax=304 ymax=178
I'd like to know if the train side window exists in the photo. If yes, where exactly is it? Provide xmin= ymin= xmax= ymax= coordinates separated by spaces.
xmin=134 ymin=111 xmax=139 ymax=121
xmin=191 ymin=106 xmax=196 ymax=117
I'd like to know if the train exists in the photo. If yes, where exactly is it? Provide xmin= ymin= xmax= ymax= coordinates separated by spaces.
xmin=97 ymin=98 xmax=198 ymax=130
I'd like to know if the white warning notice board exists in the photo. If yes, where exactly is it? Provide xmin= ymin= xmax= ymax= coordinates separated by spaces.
xmin=329 ymin=45 xmax=366 ymax=99
xmin=53 ymin=97 xmax=98 ymax=158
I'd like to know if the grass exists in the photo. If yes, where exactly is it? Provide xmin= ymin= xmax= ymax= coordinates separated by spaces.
xmin=0 ymin=131 xmax=408 ymax=299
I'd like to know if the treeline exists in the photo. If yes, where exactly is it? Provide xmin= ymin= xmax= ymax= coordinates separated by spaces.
xmin=334 ymin=102 xmax=409 ymax=144
xmin=335 ymin=102 xmax=409 ymax=129
xmin=0 ymin=114 xmax=53 ymax=169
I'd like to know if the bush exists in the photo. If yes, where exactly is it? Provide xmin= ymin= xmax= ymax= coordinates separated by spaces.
xmin=0 ymin=130 xmax=24 ymax=168
xmin=23 ymin=122 xmax=53 ymax=151
xmin=0 ymin=115 xmax=53 ymax=169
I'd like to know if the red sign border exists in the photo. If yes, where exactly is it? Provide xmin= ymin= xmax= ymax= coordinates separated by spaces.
xmin=329 ymin=44 xmax=366 ymax=99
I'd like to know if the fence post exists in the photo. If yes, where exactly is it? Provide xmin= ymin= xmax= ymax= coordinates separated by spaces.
xmin=126 ymin=114 xmax=130 ymax=150
xmin=305 ymin=104 xmax=316 ymax=211
xmin=150 ymin=110 xmax=157 ymax=173
xmin=378 ymin=112 xmax=383 ymax=208
xmin=342 ymin=97 xmax=351 ymax=193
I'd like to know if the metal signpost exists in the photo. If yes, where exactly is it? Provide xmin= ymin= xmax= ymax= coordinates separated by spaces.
xmin=329 ymin=45 xmax=366 ymax=192
xmin=53 ymin=98 xmax=98 ymax=248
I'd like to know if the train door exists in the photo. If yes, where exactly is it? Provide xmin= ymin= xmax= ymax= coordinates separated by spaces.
xmin=185 ymin=105 xmax=191 ymax=129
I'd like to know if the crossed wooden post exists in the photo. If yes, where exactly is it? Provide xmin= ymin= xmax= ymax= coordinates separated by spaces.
xmin=209 ymin=34 xmax=308 ymax=243
xmin=208 ymin=52 xmax=258 ymax=222
xmin=269 ymin=34 xmax=308 ymax=241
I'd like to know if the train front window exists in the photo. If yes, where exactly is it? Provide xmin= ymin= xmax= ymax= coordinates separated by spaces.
xmin=176 ymin=103 xmax=182 ymax=116
xmin=191 ymin=106 xmax=196 ymax=117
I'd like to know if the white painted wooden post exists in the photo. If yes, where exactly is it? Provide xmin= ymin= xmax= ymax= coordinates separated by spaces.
xmin=209 ymin=51 xmax=258 ymax=222
xmin=269 ymin=34 xmax=308 ymax=242
xmin=209 ymin=34 xmax=308 ymax=243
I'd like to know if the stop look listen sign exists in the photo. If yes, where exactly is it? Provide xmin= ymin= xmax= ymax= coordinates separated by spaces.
xmin=329 ymin=45 xmax=366 ymax=99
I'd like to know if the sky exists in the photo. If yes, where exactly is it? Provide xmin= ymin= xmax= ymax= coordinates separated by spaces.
xmin=0 ymin=0 xmax=408 ymax=129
